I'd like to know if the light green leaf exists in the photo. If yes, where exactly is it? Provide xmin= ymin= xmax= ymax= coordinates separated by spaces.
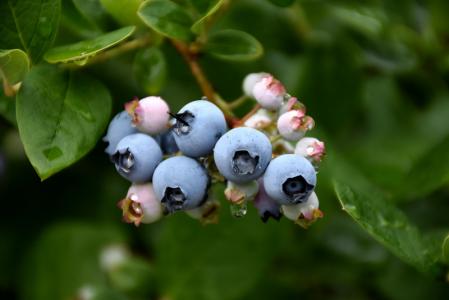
xmin=396 ymin=134 xmax=449 ymax=200
xmin=0 ymin=0 xmax=61 ymax=63
xmin=0 ymin=49 xmax=30 ymax=86
xmin=19 ymin=223 xmax=126 ymax=300
xmin=268 ymin=0 xmax=295 ymax=7
xmin=205 ymin=29 xmax=263 ymax=61
xmin=44 ymin=26 xmax=136 ymax=64
xmin=133 ymin=47 xmax=167 ymax=94
xmin=191 ymin=0 xmax=225 ymax=34
xmin=100 ymin=0 xmax=144 ymax=26
xmin=334 ymin=180 xmax=441 ymax=274
xmin=16 ymin=65 xmax=112 ymax=180
xmin=138 ymin=0 xmax=194 ymax=41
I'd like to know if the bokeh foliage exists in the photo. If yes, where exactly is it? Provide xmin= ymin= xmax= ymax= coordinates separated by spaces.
xmin=1 ymin=0 xmax=449 ymax=299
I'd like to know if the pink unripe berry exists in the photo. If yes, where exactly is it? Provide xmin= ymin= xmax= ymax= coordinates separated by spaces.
xmin=277 ymin=110 xmax=314 ymax=141
xmin=242 ymin=72 xmax=269 ymax=97
xmin=252 ymin=75 xmax=286 ymax=110
xmin=125 ymin=96 xmax=170 ymax=134
xmin=118 ymin=183 xmax=162 ymax=226
xmin=294 ymin=137 xmax=325 ymax=163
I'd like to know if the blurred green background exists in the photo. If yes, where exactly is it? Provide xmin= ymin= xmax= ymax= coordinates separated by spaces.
xmin=2 ymin=0 xmax=449 ymax=299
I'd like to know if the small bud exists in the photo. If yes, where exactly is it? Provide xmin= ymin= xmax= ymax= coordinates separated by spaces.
xmin=224 ymin=180 xmax=259 ymax=204
xmin=294 ymin=137 xmax=325 ymax=164
xmin=281 ymin=192 xmax=323 ymax=228
xmin=118 ymin=183 xmax=163 ymax=226
xmin=242 ymin=72 xmax=269 ymax=97
xmin=253 ymin=179 xmax=281 ymax=222
xmin=243 ymin=108 xmax=272 ymax=129
xmin=277 ymin=110 xmax=314 ymax=141
xmin=125 ymin=96 xmax=170 ymax=134
xmin=252 ymin=75 xmax=286 ymax=110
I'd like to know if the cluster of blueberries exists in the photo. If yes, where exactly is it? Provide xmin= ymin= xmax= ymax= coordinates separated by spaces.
xmin=103 ymin=72 xmax=325 ymax=227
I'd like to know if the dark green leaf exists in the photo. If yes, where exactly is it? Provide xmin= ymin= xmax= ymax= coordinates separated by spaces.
xmin=100 ymin=0 xmax=144 ymax=26
xmin=205 ymin=29 xmax=263 ymax=61
xmin=0 ymin=49 xmax=30 ymax=86
xmin=396 ymin=134 xmax=449 ymax=199
xmin=0 ymin=0 xmax=61 ymax=63
xmin=44 ymin=26 xmax=135 ymax=64
xmin=138 ymin=0 xmax=194 ymax=41
xmin=19 ymin=223 xmax=126 ymax=300
xmin=133 ymin=47 xmax=167 ymax=94
xmin=191 ymin=0 xmax=225 ymax=33
xmin=16 ymin=65 xmax=112 ymax=180
xmin=334 ymin=180 xmax=441 ymax=274
xmin=268 ymin=0 xmax=295 ymax=7
xmin=72 ymin=0 xmax=110 ymax=30
xmin=61 ymin=0 xmax=103 ymax=38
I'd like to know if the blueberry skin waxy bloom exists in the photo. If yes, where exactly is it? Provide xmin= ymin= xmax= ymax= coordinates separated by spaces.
xmin=103 ymin=111 xmax=138 ymax=156
xmin=172 ymin=100 xmax=227 ymax=157
xmin=153 ymin=156 xmax=209 ymax=213
xmin=112 ymin=133 xmax=163 ymax=183
xmin=214 ymin=127 xmax=272 ymax=184
xmin=263 ymin=154 xmax=316 ymax=205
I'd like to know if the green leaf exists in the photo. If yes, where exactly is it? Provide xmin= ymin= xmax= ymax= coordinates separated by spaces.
xmin=16 ymin=65 xmax=112 ymax=180
xmin=61 ymin=0 xmax=103 ymax=38
xmin=44 ymin=26 xmax=136 ymax=64
xmin=268 ymin=0 xmax=295 ymax=7
xmin=442 ymin=235 xmax=449 ymax=265
xmin=191 ymin=0 xmax=225 ymax=34
xmin=0 ymin=49 xmax=30 ymax=87
xmin=334 ymin=180 xmax=441 ymax=274
xmin=396 ymin=134 xmax=449 ymax=199
xmin=205 ymin=29 xmax=263 ymax=61
xmin=0 ymin=0 xmax=61 ymax=63
xmin=138 ymin=0 xmax=194 ymax=41
xmin=19 ymin=222 xmax=126 ymax=300
xmin=100 ymin=0 xmax=144 ymax=26
xmin=133 ymin=47 xmax=167 ymax=94
xmin=72 ymin=0 xmax=111 ymax=30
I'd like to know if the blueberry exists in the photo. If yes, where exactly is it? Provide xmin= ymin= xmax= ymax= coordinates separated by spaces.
xmin=214 ymin=127 xmax=272 ymax=183
xmin=103 ymin=111 xmax=138 ymax=156
xmin=153 ymin=156 xmax=209 ymax=213
xmin=112 ymin=133 xmax=163 ymax=183
xmin=159 ymin=130 xmax=179 ymax=154
xmin=171 ymin=100 xmax=227 ymax=157
xmin=263 ymin=154 xmax=316 ymax=205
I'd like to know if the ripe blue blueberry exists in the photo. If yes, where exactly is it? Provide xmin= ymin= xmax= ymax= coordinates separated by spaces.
xmin=112 ymin=133 xmax=163 ymax=183
xmin=103 ymin=111 xmax=138 ymax=156
xmin=153 ymin=156 xmax=209 ymax=213
xmin=263 ymin=154 xmax=316 ymax=205
xmin=213 ymin=127 xmax=272 ymax=183
xmin=172 ymin=100 xmax=227 ymax=157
